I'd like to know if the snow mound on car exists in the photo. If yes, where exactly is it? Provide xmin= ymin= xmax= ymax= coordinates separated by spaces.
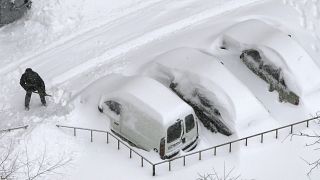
xmin=144 ymin=47 xmax=271 ymax=132
xmin=214 ymin=19 xmax=320 ymax=97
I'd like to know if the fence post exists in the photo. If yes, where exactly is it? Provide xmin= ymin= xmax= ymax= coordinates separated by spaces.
xmin=183 ymin=156 xmax=186 ymax=166
xmin=73 ymin=128 xmax=76 ymax=136
xmin=261 ymin=134 xmax=264 ymax=143
xmin=117 ymin=140 xmax=120 ymax=150
xmin=214 ymin=147 xmax=217 ymax=156
xmin=130 ymin=149 xmax=132 ymax=159
xmin=107 ymin=132 xmax=109 ymax=144
xmin=229 ymin=143 xmax=232 ymax=153
xmin=276 ymin=129 xmax=278 ymax=139
xmin=307 ymin=120 xmax=309 ymax=128
xmin=153 ymin=165 xmax=155 ymax=176
xmin=245 ymin=138 xmax=248 ymax=146
xmin=290 ymin=125 xmax=293 ymax=134
xmin=169 ymin=161 xmax=171 ymax=171
xmin=199 ymin=152 xmax=202 ymax=160
xmin=141 ymin=157 xmax=144 ymax=167
xmin=90 ymin=130 xmax=93 ymax=142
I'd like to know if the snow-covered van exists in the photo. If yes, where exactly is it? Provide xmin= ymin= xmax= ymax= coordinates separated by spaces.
xmin=98 ymin=76 xmax=199 ymax=159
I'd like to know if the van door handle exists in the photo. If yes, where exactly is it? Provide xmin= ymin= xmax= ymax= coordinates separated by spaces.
xmin=114 ymin=122 xmax=119 ymax=126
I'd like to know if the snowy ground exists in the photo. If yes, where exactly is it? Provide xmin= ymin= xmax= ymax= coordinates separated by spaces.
xmin=1 ymin=0 xmax=320 ymax=179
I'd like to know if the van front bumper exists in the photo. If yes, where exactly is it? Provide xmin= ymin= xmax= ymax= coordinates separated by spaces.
xmin=182 ymin=136 xmax=199 ymax=152
xmin=162 ymin=136 xmax=199 ymax=159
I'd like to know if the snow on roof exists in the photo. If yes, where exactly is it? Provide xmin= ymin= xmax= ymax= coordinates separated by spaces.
xmin=219 ymin=19 xmax=320 ymax=96
xmin=147 ymin=47 xmax=269 ymax=126
xmin=101 ymin=76 xmax=193 ymax=126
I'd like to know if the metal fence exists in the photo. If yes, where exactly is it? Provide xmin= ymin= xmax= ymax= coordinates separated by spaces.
xmin=55 ymin=125 xmax=154 ymax=172
xmin=0 ymin=125 xmax=28 ymax=133
xmin=56 ymin=115 xmax=320 ymax=176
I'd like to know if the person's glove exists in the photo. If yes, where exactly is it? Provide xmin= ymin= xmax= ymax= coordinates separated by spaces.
xmin=25 ymin=85 xmax=36 ymax=92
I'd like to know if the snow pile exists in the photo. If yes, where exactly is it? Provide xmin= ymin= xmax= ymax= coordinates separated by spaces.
xmin=214 ymin=19 xmax=320 ymax=97
xmin=28 ymin=0 xmax=83 ymax=35
xmin=0 ymin=0 xmax=84 ymax=42
xmin=283 ymin=0 xmax=320 ymax=44
xmin=0 ymin=0 xmax=84 ymax=68
xmin=143 ymin=47 xmax=271 ymax=134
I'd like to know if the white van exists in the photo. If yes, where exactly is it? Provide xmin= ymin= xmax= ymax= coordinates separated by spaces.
xmin=98 ymin=76 xmax=199 ymax=159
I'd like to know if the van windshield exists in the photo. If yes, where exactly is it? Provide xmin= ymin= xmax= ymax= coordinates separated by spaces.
xmin=167 ymin=121 xmax=182 ymax=143
xmin=185 ymin=114 xmax=195 ymax=133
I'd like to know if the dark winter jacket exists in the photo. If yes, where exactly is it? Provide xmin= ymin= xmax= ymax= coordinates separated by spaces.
xmin=20 ymin=69 xmax=45 ymax=92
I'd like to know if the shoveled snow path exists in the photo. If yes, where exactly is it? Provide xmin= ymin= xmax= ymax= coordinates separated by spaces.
xmin=12 ymin=0 xmax=264 ymax=89
xmin=0 ymin=0 xmax=165 ymax=74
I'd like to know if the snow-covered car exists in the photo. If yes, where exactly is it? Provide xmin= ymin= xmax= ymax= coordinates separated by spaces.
xmin=0 ymin=0 xmax=32 ymax=27
xmin=214 ymin=19 xmax=320 ymax=104
xmin=98 ymin=76 xmax=199 ymax=159
xmin=143 ymin=47 xmax=270 ymax=136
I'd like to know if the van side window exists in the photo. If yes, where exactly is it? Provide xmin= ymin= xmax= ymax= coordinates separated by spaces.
xmin=185 ymin=114 xmax=195 ymax=133
xmin=167 ymin=121 xmax=182 ymax=143
xmin=105 ymin=100 xmax=121 ymax=115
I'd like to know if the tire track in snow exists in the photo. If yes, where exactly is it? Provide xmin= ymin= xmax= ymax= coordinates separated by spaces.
xmin=0 ymin=0 xmax=167 ymax=75
xmin=51 ymin=0 xmax=265 ymax=86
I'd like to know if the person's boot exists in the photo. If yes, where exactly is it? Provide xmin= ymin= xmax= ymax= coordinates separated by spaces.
xmin=25 ymin=91 xmax=32 ymax=111
xmin=39 ymin=92 xmax=47 ymax=107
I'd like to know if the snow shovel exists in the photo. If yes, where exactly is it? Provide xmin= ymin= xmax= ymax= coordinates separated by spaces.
xmin=33 ymin=91 xmax=52 ymax=97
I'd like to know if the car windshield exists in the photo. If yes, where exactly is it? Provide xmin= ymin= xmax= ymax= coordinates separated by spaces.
xmin=105 ymin=100 xmax=121 ymax=115
xmin=185 ymin=114 xmax=195 ymax=133
xmin=167 ymin=121 xmax=182 ymax=143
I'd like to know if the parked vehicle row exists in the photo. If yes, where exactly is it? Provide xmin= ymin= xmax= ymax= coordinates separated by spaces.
xmin=97 ymin=19 xmax=320 ymax=159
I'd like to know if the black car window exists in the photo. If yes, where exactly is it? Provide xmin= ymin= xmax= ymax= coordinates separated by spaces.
xmin=185 ymin=114 xmax=195 ymax=133
xmin=105 ymin=100 xmax=121 ymax=115
xmin=167 ymin=121 xmax=182 ymax=143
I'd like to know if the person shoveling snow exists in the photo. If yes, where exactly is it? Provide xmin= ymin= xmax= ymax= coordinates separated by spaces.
xmin=20 ymin=68 xmax=50 ymax=111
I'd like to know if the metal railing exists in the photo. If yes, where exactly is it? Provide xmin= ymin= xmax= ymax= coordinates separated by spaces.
xmin=56 ymin=125 xmax=154 ymax=172
xmin=153 ymin=116 xmax=320 ymax=173
xmin=0 ymin=125 xmax=28 ymax=133
xmin=56 ymin=115 xmax=320 ymax=176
